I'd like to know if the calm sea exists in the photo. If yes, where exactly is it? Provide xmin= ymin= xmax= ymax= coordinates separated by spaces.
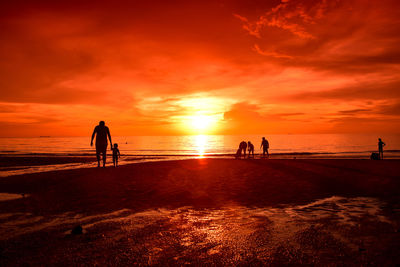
xmin=0 ymin=134 xmax=399 ymax=176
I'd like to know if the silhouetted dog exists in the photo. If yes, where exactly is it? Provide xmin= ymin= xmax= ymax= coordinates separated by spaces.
xmin=235 ymin=148 xmax=242 ymax=159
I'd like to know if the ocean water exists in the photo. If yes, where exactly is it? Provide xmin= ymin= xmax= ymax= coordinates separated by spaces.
xmin=0 ymin=134 xmax=399 ymax=176
xmin=1 ymin=134 xmax=399 ymax=157
xmin=0 ymin=134 xmax=400 ymax=156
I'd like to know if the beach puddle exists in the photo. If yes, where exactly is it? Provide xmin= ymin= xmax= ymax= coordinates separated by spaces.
xmin=0 ymin=193 xmax=28 ymax=201
xmin=0 ymin=196 xmax=396 ymax=264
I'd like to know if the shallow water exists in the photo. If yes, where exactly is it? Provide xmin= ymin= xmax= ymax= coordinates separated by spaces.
xmin=0 ymin=193 xmax=27 ymax=201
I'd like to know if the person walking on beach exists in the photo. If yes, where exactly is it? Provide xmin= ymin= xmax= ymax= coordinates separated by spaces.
xmin=248 ymin=141 xmax=254 ymax=158
xmin=111 ymin=143 xmax=121 ymax=167
xmin=260 ymin=137 xmax=269 ymax=158
xmin=91 ymin=121 xmax=112 ymax=167
xmin=378 ymin=138 xmax=386 ymax=159
xmin=239 ymin=141 xmax=247 ymax=158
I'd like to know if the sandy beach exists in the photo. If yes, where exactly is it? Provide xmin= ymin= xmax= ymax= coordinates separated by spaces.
xmin=0 ymin=159 xmax=399 ymax=265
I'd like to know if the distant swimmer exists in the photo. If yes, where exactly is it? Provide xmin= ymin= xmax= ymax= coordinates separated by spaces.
xmin=260 ymin=137 xmax=269 ymax=158
xmin=247 ymin=141 xmax=254 ymax=158
xmin=90 ymin=121 xmax=112 ymax=167
xmin=378 ymin=138 xmax=386 ymax=159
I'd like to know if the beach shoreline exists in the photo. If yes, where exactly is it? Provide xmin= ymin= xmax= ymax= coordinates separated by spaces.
xmin=1 ymin=152 xmax=400 ymax=177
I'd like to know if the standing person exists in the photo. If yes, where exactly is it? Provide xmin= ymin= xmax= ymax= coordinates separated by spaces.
xmin=90 ymin=121 xmax=112 ymax=167
xmin=247 ymin=141 xmax=254 ymax=158
xmin=260 ymin=137 xmax=269 ymax=158
xmin=239 ymin=141 xmax=247 ymax=158
xmin=378 ymin=138 xmax=386 ymax=159
xmin=111 ymin=143 xmax=121 ymax=167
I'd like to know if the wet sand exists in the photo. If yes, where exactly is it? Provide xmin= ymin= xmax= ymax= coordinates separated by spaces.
xmin=0 ymin=159 xmax=399 ymax=265
xmin=0 ymin=156 xmax=96 ymax=168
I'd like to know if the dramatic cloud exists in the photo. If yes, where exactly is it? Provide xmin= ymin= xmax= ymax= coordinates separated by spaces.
xmin=0 ymin=0 xmax=399 ymax=136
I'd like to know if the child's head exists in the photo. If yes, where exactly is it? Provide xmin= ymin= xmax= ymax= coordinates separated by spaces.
xmin=114 ymin=143 xmax=118 ymax=148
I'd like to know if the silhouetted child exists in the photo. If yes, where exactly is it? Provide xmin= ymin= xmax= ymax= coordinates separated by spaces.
xmin=111 ymin=143 xmax=120 ymax=167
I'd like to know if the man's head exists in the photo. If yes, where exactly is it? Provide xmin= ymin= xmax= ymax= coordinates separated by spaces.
xmin=99 ymin=121 xmax=105 ymax=127
xmin=379 ymin=138 xmax=382 ymax=141
xmin=262 ymin=137 xmax=265 ymax=140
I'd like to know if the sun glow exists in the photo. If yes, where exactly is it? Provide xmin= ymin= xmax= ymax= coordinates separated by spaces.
xmin=191 ymin=115 xmax=213 ymax=130
xmin=183 ymin=114 xmax=221 ymax=134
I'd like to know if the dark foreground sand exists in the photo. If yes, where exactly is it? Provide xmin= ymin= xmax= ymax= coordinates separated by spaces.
xmin=0 ymin=159 xmax=399 ymax=266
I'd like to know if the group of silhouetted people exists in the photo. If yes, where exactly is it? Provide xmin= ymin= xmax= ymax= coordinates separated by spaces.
xmin=235 ymin=137 xmax=269 ymax=159
xmin=90 ymin=121 xmax=389 ymax=167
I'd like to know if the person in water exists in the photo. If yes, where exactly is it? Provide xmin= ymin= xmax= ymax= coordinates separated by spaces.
xmin=90 ymin=121 xmax=112 ymax=167
xmin=111 ymin=143 xmax=121 ymax=167
xmin=260 ymin=137 xmax=269 ymax=158
xmin=239 ymin=141 xmax=247 ymax=158
xmin=247 ymin=141 xmax=254 ymax=158
xmin=378 ymin=138 xmax=386 ymax=159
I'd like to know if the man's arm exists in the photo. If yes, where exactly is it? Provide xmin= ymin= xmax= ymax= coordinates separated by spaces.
xmin=90 ymin=127 xmax=96 ymax=146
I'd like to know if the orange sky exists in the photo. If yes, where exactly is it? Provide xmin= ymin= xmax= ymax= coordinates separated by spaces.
xmin=1 ymin=0 xmax=399 ymax=136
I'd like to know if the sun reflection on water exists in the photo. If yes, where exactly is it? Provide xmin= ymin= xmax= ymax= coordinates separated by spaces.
xmin=195 ymin=135 xmax=207 ymax=158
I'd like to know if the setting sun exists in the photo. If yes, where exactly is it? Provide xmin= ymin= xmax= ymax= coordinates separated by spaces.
xmin=181 ymin=114 xmax=222 ymax=134
xmin=191 ymin=115 xmax=213 ymax=130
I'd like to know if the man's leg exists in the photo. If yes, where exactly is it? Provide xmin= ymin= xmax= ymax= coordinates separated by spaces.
xmin=96 ymin=148 xmax=101 ymax=167
xmin=102 ymin=149 xmax=107 ymax=167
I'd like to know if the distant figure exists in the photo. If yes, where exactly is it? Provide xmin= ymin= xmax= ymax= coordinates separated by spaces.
xmin=90 ymin=121 xmax=112 ymax=167
xmin=239 ymin=141 xmax=247 ymax=158
xmin=111 ymin=143 xmax=121 ymax=167
xmin=247 ymin=141 xmax=254 ymax=158
xmin=260 ymin=137 xmax=269 ymax=158
xmin=378 ymin=138 xmax=386 ymax=159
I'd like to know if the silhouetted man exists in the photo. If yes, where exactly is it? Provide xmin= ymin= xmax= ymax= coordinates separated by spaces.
xmin=248 ymin=141 xmax=254 ymax=158
xmin=260 ymin=137 xmax=269 ymax=158
xmin=378 ymin=138 xmax=386 ymax=159
xmin=239 ymin=141 xmax=247 ymax=158
xmin=91 ymin=121 xmax=112 ymax=167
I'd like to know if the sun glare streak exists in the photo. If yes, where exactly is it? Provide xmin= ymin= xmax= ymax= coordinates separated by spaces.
xmin=195 ymin=135 xmax=207 ymax=157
